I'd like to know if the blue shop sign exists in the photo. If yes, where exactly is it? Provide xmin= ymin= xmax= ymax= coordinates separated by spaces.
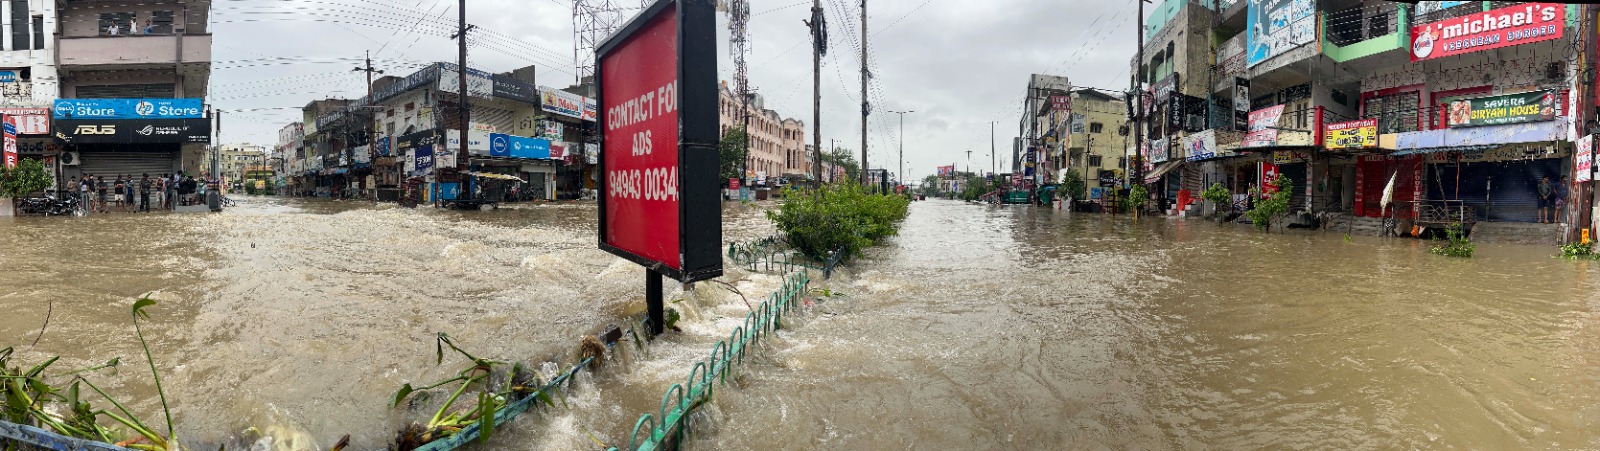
xmin=493 ymin=133 xmax=550 ymax=159
xmin=53 ymin=98 xmax=205 ymax=120
xmin=0 ymin=71 xmax=17 ymax=83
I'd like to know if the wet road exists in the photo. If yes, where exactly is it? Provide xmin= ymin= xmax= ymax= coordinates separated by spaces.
xmin=2 ymin=197 xmax=1597 ymax=449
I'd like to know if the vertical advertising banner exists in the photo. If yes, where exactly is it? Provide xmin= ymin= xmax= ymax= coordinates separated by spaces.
xmin=1577 ymin=134 xmax=1594 ymax=183
xmin=2 ymin=115 xmax=15 ymax=169
xmin=1233 ymin=77 xmax=1250 ymax=131
xmin=598 ymin=0 xmax=721 ymax=283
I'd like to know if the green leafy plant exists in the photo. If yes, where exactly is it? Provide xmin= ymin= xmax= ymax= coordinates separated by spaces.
xmin=766 ymin=183 xmax=909 ymax=261
xmin=1559 ymin=241 xmax=1596 ymax=259
xmin=1245 ymin=177 xmax=1292 ymax=232
xmin=391 ymin=333 xmax=562 ymax=451
xmin=1059 ymin=171 xmax=1086 ymax=201
xmin=1428 ymin=223 xmax=1475 ymax=258
xmin=1200 ymin=182 xmax=1230 ymax=222
xmin=0 ymin=158 xmax=51 ymax=198
xmin=1126 ymin=184 xmax=1149 ymax=217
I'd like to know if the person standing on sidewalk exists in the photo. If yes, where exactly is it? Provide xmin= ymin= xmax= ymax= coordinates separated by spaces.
xmin=138 ymin=174 xmax=152 ymax=212
xmin=1538 ymin=176 xmax=1554 ymax=223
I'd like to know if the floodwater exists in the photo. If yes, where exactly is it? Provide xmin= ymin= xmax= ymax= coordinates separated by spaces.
xmin=1 ymin=197 xmax=1597 ymax=449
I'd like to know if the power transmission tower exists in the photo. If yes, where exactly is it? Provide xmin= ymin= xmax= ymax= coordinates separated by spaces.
xmin=572 ymin=0 xmax=630 ymax=85
xmin=728 ymin=0 xmax=751 ymax=184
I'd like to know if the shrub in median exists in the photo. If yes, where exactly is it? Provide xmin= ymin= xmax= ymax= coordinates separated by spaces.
xmin=767 ymin=184 xmax=910 ymax=261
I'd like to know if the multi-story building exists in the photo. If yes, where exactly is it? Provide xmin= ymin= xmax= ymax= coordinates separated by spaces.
xmin=1138 ymin=0 xmax=1586 ymax=240
xmin=204 ymin=143 xmax=267 ymax=189
xmin=718 ymin=80 xmax=808 ymax=185
xmin=53 ymin=0 xmax=212 ymax=181
xmin=1060 ymin=89 xmax=1128 ymax=199
xmin=1 ymin=0 xmax=59 ymax=176
xmin=1020 ymin=74 xmax=1071 ymax=187
xmin=274 ymin=122 xmax=302 ymax=189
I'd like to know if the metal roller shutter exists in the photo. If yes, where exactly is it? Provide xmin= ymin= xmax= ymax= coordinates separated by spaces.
xmin=1279 ymin=162 xmax=1308 ymax=209
xmin=1427 ymin=158 xmax=1561 ymax=222
xmin=78 ymin=151 xmax=178 ymax=178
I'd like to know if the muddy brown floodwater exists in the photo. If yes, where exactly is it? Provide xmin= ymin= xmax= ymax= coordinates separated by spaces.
xmin=1 ymin=197 xmax=1598 ymax=450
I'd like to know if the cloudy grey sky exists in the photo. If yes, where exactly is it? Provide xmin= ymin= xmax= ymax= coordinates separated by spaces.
xmin=213 ymin=0 xmax=1142 ymax=180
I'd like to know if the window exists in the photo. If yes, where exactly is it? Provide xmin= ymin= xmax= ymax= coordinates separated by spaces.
xmin=30 ymin=16 xmax=41 ymax=49
xmin=10 ymin=2 xmax=27 ymax=50
xmin=405 ymin=102 xmax=415 ymax=112
xmin=98 ymin=12 xmax=135 ymax=36
xmin=1364 ymin=91 xmax=1421 ymax=134
xmin=1088 ymin=155 xmax=1103 ymax=167
xmin=150 ymin=10 xmax=174 ymax=34
xmin=1117 ymin=157 xmax=1127 ymax=169
xmin=75 ymin=83 xmax=175 ymax=98
xmin=386 ymin=109 xmax=394 ymax=118
xmin=1089 ymin=122 xmax=1104 ymax=134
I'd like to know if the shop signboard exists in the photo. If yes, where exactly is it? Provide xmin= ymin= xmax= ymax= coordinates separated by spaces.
xmin=1246 ymin=0 xmax=1315 ymax=67
xmin=436 ymin=62 xmax=494 ymax=99
xmin=1184 ymin=129 xmax=1220 ymax=162
xmin=446 ymin=129 xmax=492 ymax=155
xmin=1049 ymin=95 xmax=1071 ymax=112
xmin=53 ymin=118 xmax=211 ymax=144
xmin=1576 ymin=135 xmax=1593 ymax=183
xmin=492 ymin=133 xmax=551 ymax=159
xmin=1153 ymin=73 xmax=1179 ymax=106
xmin=2 ymin=115 xmax=13 ymax=169
xmin=1216 ymin=34 xmax=1246 ymax=80
xmin=1098 ymin=169 xmax=1119 ymax=187
xmin=373 ymin=65 xmax=439 ymax=104
xmin=0 ymin=108 xmax=47 ymax=135
xmin=1415 ymin=1 xmax=1472 ymax=17
xmin=411 ymin=145 xmax=434 ymax=176
xmin=597 ymin=0 xmax=721 ymax=284
xmin=540 ymin=86 xmax=599 ymax=122
xmin=1233 ymin=77 xmax=1250 ymax=131
xmin=1260 ymin=162 xmax=1281 ymax=197
xmin=1243 ymin=104 xmax=1285 ymax=147
xmin=52 ymin=98 xmax=204 ymax=120
xmin=491 ymin=74 xmax=539 ymax=103
xmin=1324 ymin=119 xmax=1378 ymax=150
xmin=539 ymin=119 xmax=565 ymax=139
xmin=1446 ymin=90 xmax=1557 ymax=128
xmin=1149 ymin=137 xmax=1170 ymax=163
xmin=1410 ymin=3 xmax=1563 ymax=62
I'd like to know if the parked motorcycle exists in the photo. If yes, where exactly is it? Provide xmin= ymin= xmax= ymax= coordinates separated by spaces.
xmin=17 ymin=193 xmax=85 ymax=216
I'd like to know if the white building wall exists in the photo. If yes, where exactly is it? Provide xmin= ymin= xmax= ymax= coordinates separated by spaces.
xmin=0 ymin=0 xmax=56 ymax=106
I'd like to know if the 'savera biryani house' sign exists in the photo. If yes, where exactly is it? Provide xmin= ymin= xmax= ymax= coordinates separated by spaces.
xmin=1411 ymin=3 xmax=1564 ymax=62
xmin=1447 ymin=90 xmax=1557 ymax=128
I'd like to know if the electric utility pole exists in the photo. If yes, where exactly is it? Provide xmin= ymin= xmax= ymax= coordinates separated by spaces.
xmin=1132 ymin=0 xmax=1149 ymax=187
xmin=354 ymin=50 xmax=383 ymax=198
xmin=806 ymin=0 xmax=825 ymax=184
xmin=450 ymin=0 xmax=474 ymax=175
xmin=859 ymin=0 xmax=869 ymax=188
xmin=990 ymin=121 xmax=996 ymax=175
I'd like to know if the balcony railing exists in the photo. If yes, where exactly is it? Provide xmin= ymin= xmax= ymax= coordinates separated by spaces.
xmin=57 ymin=34 xmax=211 ymax=67
xmin=1320 ymin=3 xmax=1406 ymax=62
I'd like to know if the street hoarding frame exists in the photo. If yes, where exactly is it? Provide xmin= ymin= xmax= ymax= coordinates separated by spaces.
xmin=596 ymin=0 xmax=721 ymax=285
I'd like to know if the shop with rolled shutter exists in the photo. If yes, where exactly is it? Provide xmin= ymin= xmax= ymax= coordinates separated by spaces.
xmin=1425 ymin=153 xmax=1564 ymax=223
xmin=75 ymin=146 xmax=180 ymax=179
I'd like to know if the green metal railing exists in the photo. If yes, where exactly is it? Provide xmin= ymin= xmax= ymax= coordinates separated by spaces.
xmin=609 ymin=270 xmax=811 ymax=451
xmin=727 ymin=236 xmax=845 ymax=278
xmin=413 ymin=357 xmax=593 ymax=451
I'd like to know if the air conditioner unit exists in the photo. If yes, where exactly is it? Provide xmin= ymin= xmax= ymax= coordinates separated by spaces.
xmin=60 ymin=151 xmax=79 ymax=166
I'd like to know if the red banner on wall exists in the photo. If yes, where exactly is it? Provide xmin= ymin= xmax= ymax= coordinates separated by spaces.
xmin=1411 ymin=3 xmax=1564 ymax=62
xmin=2 ymin=115 xmax=15 ymax=169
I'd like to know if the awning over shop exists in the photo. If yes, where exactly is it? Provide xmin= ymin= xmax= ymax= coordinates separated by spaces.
xmin=1389 ymin=145 xmax=1497 ymax=157
xmin=1144 ymin=161 xmax=1183 ymax=184
xmin=465 ymin=171 xmax=526 ymax=182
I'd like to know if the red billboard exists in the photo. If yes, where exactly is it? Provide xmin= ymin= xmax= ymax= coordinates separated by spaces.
xmin=597 ymin=0 xmax=721 ymax=283
xmin=1410 ymin=3 xmax=1564 ymax=62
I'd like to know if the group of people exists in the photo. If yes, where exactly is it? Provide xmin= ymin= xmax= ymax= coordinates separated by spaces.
xmin=1538 ymin=175 xmax=1570 ymax=224
xmin=105 ymin=18 xmax=159 ymax=36
xmin=67 ymin=173 xmax=204 ymax=214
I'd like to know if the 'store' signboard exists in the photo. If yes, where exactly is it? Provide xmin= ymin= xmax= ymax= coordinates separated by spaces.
xmin=597 ymin=0 xmax=721 ymax=284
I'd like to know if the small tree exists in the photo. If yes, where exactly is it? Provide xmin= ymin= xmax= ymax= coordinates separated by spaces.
xmin=1127 ymin=184 xmax=1149 ymax=219
xmin=1060 ymin=171 xmax=1087 ymax=201
xmin=718 ymin=127 xmax=748 ymax=182
xmin=0 ymin=158 xmax=51 ymax=198
xmin=1200 ymin=182 xmax=1231 ymax=223
xmin=1246 ymin=176 xmax=1292 ymax=232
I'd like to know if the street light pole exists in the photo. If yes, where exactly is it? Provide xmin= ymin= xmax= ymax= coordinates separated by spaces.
xmin=888 ymin=110 xmax=913 ymax=189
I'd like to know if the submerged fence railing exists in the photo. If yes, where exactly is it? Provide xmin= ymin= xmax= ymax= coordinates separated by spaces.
xmin=727 ymin=236 xmax=845 ymax=279
xmin=609 ymin=270 xmax=811 ymax=451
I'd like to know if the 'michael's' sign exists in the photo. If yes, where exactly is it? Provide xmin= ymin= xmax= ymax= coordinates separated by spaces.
xmin=1411 ymin=3 xmax=1564 ymax=62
